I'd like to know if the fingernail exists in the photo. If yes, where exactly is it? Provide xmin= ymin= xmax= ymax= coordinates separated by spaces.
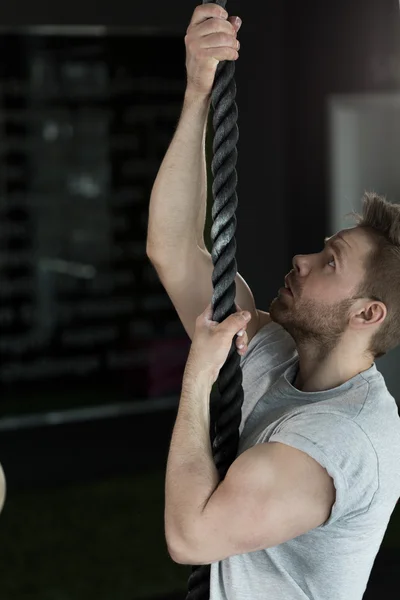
xmin=242 ymin=312 xmax=251 ymax=321
xmin=237 ymin=329 xmax=245 ymax=337
xmin=235 ymin=17 xmax=242 ymax=30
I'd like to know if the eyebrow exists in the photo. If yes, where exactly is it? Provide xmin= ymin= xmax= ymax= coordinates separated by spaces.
xmin=323 ymin=236 xmax=347 ymax=266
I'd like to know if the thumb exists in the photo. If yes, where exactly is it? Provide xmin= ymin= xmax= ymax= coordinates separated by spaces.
xmin=240 ymin=311 xmax=252 ymax=322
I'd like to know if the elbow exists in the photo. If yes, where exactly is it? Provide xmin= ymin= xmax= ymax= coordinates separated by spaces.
xmin=146 ymin=246 xmax=156 ymax=262
xmin=165 ymin=512 xmax=204 ymax=565
xmin=167 ymin=544 xmax=203 ymax=566
xmin=145 ymin=238 xmax=157 ymax=259
xmin=146 ymin=241 xmax=164 ymax=264
xmin=166 ymin=534 xmax=192 ymax=565
xmin=146 ymin=248 xmax=166 ymax=271
xmin=165 ymin=522 xmax=199 ymax=565
xmin=166 ymin=533 xmax=208 ymax=566
xmin=167 ymin=543 xmax=189 ymax=565
xmin=165 ymin=510 xmax=187 ymax=564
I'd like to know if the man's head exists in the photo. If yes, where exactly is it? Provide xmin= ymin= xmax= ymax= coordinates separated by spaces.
xmin=269 ymin=192 xmax=400 ymax=362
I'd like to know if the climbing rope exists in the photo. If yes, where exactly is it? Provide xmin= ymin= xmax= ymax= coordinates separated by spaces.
xmin=185 ymin=0 xmax=243 ymax=598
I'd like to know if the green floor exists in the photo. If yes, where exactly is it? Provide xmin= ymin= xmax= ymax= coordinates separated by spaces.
xmin=0 ymin=469 xmax=399 ymax=600
xmin=0 ymin=470 xmax=190 ymax=600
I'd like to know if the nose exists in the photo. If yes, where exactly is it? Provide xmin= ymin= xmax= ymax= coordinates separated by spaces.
xmin=292 ymin=254 xmax=309 ymax=273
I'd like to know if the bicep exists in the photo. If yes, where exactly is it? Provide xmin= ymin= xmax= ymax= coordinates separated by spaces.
xmin=176 ymin=442 xmax=336 ymax=565
xmin=149 ymin=247 xmax=262 ymax=342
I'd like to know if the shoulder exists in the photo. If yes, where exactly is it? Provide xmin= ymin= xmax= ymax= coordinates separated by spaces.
xmin=257 ymin=310 xmax=272 ymax=329
xmin=245 ymin=309 xmax=272 ymax=346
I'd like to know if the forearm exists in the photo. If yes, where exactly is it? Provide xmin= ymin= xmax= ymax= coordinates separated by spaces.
xmin=165 ymin=366 xmax=219 ymax=554
xmin=147 ymin=89 xmax=212 ymax=260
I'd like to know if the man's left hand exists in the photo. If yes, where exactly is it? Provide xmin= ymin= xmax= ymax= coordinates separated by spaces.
xmin=185 ymin=303 xmax=252 ymax=385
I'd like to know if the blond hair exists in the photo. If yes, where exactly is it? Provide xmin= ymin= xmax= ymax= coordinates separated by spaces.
xmin=346 ymin=192 xmax=400 ymax=359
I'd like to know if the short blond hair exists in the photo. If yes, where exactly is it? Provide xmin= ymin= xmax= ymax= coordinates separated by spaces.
xmin=346 ymin=192 xmax=400 ymax=359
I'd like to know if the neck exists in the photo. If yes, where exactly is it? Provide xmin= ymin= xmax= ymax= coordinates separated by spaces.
xmin=293 ymin=345 xmax=374 ymax=393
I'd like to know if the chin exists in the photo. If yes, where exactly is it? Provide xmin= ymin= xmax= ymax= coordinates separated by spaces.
xmin=269 ymin=296 xmax=292 ymax=320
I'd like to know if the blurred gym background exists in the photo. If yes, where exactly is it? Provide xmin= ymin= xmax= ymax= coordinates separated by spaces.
xmin=1 ymin=1 xmax=400 ymax=598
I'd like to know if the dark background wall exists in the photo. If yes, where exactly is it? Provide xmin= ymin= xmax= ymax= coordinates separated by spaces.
xmin=3 ymin=0 xmax=400 ymax=307
xmin=286 ymin=0 xmax=400 ymax=258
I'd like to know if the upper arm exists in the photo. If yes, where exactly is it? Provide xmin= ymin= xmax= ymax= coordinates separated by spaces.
xmin=172 ymin=442 xmax=336 ymax=565
xmin=148 ymin=247 xmax=270 ymax=342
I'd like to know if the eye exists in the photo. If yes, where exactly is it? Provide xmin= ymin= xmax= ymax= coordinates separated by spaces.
xmin=327 ymin=256 xmax=336 ymax=268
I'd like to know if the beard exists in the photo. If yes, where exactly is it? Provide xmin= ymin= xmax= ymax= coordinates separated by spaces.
xmin=269 ymin=289 xmax=356 ymax=357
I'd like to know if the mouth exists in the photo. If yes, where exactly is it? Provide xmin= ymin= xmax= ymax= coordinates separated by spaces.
xmin=284 ymin=277 xmax=294 ymax=296
xmin=282 ymin=287 xmax=293 ymax=296
xmin=279 ymin=286 xmax=293 ymax=298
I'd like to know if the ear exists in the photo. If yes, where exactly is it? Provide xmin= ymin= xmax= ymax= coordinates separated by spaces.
xmin=352 ymin=300 xmax=387 ymax=329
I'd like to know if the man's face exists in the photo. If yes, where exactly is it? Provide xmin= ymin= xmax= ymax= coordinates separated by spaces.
xmin=269 ymin=227 xmax=374 ymax=353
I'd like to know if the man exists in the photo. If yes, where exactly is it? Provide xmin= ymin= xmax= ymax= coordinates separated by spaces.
xmin=146 ymin=4 xmax=400 ymax=598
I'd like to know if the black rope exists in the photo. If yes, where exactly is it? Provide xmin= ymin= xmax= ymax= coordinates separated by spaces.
xmin=185 ymin=1 xmax=243 ymax=598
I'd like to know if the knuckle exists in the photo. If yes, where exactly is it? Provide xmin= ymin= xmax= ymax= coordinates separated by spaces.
xmin=221 ymin=19 xmax=235 ymax=34
xmin=215 ymin=4 xmax=226 ymax=17
xmin=212 ymin=16 xmax=226 ymax=30
xmin=198 ymin=4 xmax=221 ymax=17
xmin=222 ymin=33 xmax=233 ymax=45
